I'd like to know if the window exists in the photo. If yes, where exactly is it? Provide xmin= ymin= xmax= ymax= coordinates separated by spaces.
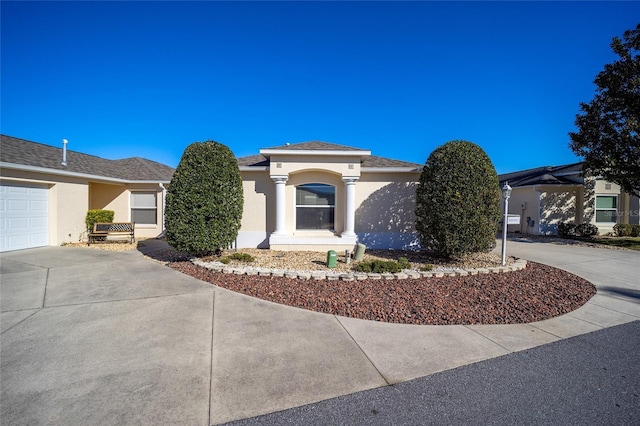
xmin=131 ymin=192 xmax=157 ymax=225
xmin=296 ymin=183 xmax=335 ymax=230
xmin=595 ymin=195 xmax=617 ymax=223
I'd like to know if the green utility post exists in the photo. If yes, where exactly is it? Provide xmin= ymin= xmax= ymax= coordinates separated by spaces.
xmin=326 ymin=250 xmax=337 ymax=268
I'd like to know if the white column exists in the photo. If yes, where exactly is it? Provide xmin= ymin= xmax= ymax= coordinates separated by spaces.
xmin=342 ymin=177 xmax=358 ymax=237
xmin=272 ymin=176 xmax=288 ymax=236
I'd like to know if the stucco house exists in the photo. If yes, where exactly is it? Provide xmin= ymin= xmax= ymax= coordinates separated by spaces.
xmin=236 ymin=141 xmax=422 ymax=251
xmin=499 ymin=163 xmax=639 ymax=236
xmin=0 ymin=135 xmax=174 ymax=252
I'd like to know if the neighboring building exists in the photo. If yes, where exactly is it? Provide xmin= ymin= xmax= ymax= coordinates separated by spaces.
xmin=236 ymin=141 xmax=422 ymax=251
xmin=0 ymin=135 xmax=174 ymax=252
xmin=499 ymin=163 xmax=639 ymax=236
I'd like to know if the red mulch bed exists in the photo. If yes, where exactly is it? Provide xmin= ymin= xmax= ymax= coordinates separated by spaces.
xmin=169 ymin=261 xmax=596 ymax=325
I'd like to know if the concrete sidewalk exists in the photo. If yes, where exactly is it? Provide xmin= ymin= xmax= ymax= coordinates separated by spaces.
xmin=1 ymin=240 xmax=638 ymax=425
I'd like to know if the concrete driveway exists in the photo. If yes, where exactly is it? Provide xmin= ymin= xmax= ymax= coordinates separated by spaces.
xmin=1 ymin=240 xmax=638 ymax=425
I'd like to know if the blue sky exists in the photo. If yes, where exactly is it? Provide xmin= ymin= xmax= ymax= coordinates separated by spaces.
xmin=1 ymin=1 xmax=638 ymax=174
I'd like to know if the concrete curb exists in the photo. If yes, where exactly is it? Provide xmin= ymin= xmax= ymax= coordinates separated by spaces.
xmin=191 ymin=258 xmax=528 ymax=281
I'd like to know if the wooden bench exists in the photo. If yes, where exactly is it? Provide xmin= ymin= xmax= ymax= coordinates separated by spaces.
xmin=88 ymin=222 xmax=135 ymax=245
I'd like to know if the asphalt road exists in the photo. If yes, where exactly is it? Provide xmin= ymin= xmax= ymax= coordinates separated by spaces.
xmin=227 ymin=320 xmax=640 ymax=425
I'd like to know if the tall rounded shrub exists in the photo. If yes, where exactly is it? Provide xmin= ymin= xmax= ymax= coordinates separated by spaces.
xmin=415 ymin=140 xmax=500 ymax=258
xmin=165 ymin=141 xmax=244 ymax=256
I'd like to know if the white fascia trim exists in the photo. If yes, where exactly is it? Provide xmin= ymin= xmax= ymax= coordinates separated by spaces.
xmin=361 ymin=167 xmax=422 ymax=173
xmin=0 ymin=162 xmax=171 ymax=185
xmin=239 ymin=166 xmax=269 ymax=172
xmin=260 ymin=149 xmax=371 ymax=157
xmin=240 ymin=165 xmax=421 ymax=173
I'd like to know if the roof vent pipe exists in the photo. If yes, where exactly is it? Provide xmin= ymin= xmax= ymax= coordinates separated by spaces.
xmin=61 ymin=139 xmax=68 ymax=166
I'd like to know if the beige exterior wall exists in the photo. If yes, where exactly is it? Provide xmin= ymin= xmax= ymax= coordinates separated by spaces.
xmin=53 ymin=181 xmax=90 ymax=244
xmin=237 ymin=170 xmax=272 ymax=248
xmin=1 ymin=167 xmax=167 ymax=247
xmin=238 ymin=166 xmax=421 ymax=250
xmin=502 ymin=187 xmax=541 ymax=234
xmin=89 ymin=182 xmax=165 ymax=239
xmin=500 ymin=178 xmax=636 ymax=236
xmin=538 ymin=186 xmax=580 ymax=235
xmin=355 ymin=171 xmax=421 ymax=248
xmin=269 ymin=154 xmax=361 ymax=177
xmin=89 ymin=182 xmax=127 ymax=218
xmin=501 ymin=185 xmax=584 ymax=235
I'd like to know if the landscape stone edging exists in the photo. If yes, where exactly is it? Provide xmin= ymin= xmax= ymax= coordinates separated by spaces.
xmin=190 ymin=258 xmax=528 ymax=281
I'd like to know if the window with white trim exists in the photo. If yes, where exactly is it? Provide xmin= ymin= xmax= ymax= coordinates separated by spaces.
xmin=296 ymin=184 xmax=335 ymax=230
xmin=595 ymin=195 xmax=617 ymax=223
xmin=131 ymin=192 xmax=157 ymax=225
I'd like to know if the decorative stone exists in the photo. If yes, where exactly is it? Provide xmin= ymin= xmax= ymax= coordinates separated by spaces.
xmin=200 ymin=262 xmax=526 ymax=281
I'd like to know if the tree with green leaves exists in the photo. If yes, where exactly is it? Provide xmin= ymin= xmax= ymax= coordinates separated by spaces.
xmin=165 ymin=141 xmax=243 ymax=256
xmin=415 ymin=140 xmax=501 ymax=258
xmin=569 ymin=24 xmax=640 ymax=196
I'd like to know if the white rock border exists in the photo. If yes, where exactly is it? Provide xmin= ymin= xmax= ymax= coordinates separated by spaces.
xmin=190 ymin=258 xmax=528 ymax=281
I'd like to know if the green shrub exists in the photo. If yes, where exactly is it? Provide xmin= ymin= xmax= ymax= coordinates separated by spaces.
xmin=632 ymin=225 xmax=640 ymax=237
xmin=415 ymin=140 xmax=500 ymax=258
xmin=419 ymin=264 xmax=434 ymax=272
xmin=226 ymin=252 xmax=255 ymax=262
xmin=86 ymin=209 xmax=114 ymax=230
xmin=558 ymin=222 xmax=577 ymax=237
xmin=354 ymin=259 xmax=408 ymax=274
xmin=397 ymin=257 xmax=411 ymax=269
xmin=165 ymin=141 xmax=244 ymax=256
xmin=576 ymin=223 xmax=598 ymax=237
xmin=614 ymin=223 xmax=632 ymax=237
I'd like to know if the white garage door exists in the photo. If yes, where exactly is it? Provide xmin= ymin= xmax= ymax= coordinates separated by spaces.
xmin=0 ymin=182 xmax=49 ymax=252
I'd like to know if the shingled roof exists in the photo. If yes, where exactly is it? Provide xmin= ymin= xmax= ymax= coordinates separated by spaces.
xmin=499 ymin=163 xmax=584 ymax=187
xmin=263 ymin=141 xmax=367 ymax=151
xmin=237 ymin=140 xmax=422 ymax=170
xmin=0 ymin=134 xmax=175 ymax=182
